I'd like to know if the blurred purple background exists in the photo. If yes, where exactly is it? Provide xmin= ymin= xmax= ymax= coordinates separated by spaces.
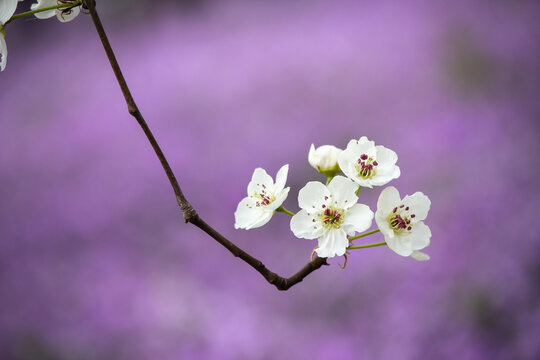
xmin=1 ymin=0 xmax=540 ymax=359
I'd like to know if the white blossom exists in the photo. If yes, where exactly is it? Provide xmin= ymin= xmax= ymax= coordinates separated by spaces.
xmin=290 ymin=176 xmax=374 ymax=258
xmin=308 ymin=144 xmax=342 ymax=175
xmin=31 ymin=0 xmax=81 ymax=23
xmin=234 ymin=164 xmax=290 ymax=230
xmin=375 ymin=186 xmax=432 ymax=260
xmin=338 ymin=136 xmax=400 ymax=188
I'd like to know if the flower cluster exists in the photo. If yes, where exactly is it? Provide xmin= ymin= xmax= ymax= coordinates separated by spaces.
xmin=235 ymin=136 xmax=432 ymax=262
xmin=1 ymin=0 xmax=81 ymax=72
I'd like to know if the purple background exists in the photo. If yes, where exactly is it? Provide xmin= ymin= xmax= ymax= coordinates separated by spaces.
xmin=1 ymin=0 xmax=540 ymax=359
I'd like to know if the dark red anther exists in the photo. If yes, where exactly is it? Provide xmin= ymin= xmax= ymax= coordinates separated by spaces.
xmin=405 ymin=206 xmax=409 ymax=211
xmin=322 ymin=204 xmax=326 ymax=208
xmin=373 ymin=161 xmax=378 ymax=166
xmin=407 ymin=226 xmax=412 ymax=230
xmin=411 ymin=214 xmax=416 ymax=218
xmin=393 ymin=207 xmax=397 ymax=213
xmin=360 ymin=154 xmax=368 ymax=160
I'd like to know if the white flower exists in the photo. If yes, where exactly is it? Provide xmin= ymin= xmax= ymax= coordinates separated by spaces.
xmin=31 ymin=0 xmax=81 ymax=23
xmin=234 ymin=164 xmax=290 ymax=230
xmin=290 ymin=176 xmax=374 ymax=258
xmin=0 ymin=0 xmax=23 ymax=72
xmin=375 ymin=186 xmax=432 ymax=260
xmin=308 ymin=144 xmax=342 ymax=175
xmin=338 ymin=136 xmax=400 ymax=188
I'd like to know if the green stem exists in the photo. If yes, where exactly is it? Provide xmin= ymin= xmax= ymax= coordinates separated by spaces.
xmin=348 ymin=228 xmax=380 ymax=241
xmin=275 ymin=206 xmax=294 ymax=217
xmin=6 ymin=1 xmax=82 ymax=25
xmin=355 ymin=185 xmax=362 ymax=195
xmin=347 ymin=241 xmax=387 ymax=250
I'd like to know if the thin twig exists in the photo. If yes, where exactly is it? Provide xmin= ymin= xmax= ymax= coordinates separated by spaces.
xmin=81 ymin=0 xmax=328 ymax=291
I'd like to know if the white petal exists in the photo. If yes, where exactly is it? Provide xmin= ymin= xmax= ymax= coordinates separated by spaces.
xmin=298 ymin=181 xmax=330 ymax=211
xmin=376 ymin=186 xmax=401 ymax=217
xmin=369 ymin=166 xmax=400 ymax=187
xmin=358 ymin=136 xmax=375 ymax=147
xmin=411 ymin=250 xmax=430 ymax=261
xmin=375 ymin=145 xmax=398 ymax=165
xmin=315 ymin=229 xmax=349 ymax=258
xmin=0 ymin=34 xmax=7 ymax=72
xmin=337 ymin=147 xmax=361 ymax=182
xmin=377 ymin=221 xmax=395 ymax=241
xmin=290 ymin=210 xmax=323 ymax=239
xmin=273 ymin=164 xmax=289 ymax=193
xmin=234 ymin=197 xmax=272 ymax=230
xmin=342 ymin=203 xmax=374 ymax=235
xmin=345 ymin=139 xmax=357 ymax=149
xmin=408 ymin=222 xmax=432 ymax=250
xmin=402 ymin=192 xmax=431 ymax=222
xmin=56 ymin=5 xmax=81 ymax=23
xmin=345 ymin=136 xmax=375 ymax=149
xmin=247 ymin=167 xmax=274 ymax=196
xmin=385 ymin=234 xmax=413 ymax=257
xmin=0 ymin=0 xmax=19 ymax=24
xmin=327 ymin=176 xmax=357 ymax=209
xmin=308 ymin=144 xmax=317 ymax=169
xmin=31 ymin=0 xmax=57 ymax=19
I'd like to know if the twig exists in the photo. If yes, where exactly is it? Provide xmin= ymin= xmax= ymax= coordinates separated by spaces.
xmin=81 ymin=0 xmax=328 ymax=291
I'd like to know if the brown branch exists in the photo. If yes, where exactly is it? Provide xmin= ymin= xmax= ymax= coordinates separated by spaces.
xmin=81 ymin=0 xmax=328 ymax=291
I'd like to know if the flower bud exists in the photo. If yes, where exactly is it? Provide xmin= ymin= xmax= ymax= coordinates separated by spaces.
xmin=308 ymin=144 xmax=342 ymax=176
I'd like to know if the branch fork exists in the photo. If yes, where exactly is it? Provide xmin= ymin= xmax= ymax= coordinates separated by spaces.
xmin=81 ymin=0 xmax=328 ymax=291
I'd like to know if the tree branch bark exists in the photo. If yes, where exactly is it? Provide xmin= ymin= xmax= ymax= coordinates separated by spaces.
xmin=81 ymin=0 xmax=328 ymax=291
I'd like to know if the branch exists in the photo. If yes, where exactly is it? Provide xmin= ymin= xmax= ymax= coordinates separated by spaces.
xmin=81 ymin=0 xmax=328 ymax=291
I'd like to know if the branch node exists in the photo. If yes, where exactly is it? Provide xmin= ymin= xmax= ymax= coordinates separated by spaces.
xmin=179 ymin=200 xmax=198 ymax=223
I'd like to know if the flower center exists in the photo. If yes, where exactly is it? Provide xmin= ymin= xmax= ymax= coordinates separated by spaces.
xmin=252 ymin=184 xmax=275 ymax=207
xmin=320 ymin=207 xmax=344 ymax=229
xmin=355 ymin=154 xmax=378 ymax=179
xmin=387 ymin=204 xmax=416 ymax=234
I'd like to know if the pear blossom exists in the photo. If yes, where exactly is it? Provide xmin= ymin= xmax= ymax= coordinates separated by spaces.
xmin=308 ymin=144 xmax=342 ymax=175
xmin=290 ymin=176 xmax=374 ymax=258
xmin=338 ymin=136 xmax=400 ymax=188
xmin=234 ymin=164 xmax=290 ymax=230
xmin=31 ymin=0 xmax=81 ymax=23
xmin=375 ymin=186 xmax=432 ymax=260
xmin=0 ymin=0 xmax=23 ymax=71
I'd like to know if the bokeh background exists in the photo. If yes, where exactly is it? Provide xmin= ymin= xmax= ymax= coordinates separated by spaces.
xmin=1 ymin=0 xmax=540 ymax=359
